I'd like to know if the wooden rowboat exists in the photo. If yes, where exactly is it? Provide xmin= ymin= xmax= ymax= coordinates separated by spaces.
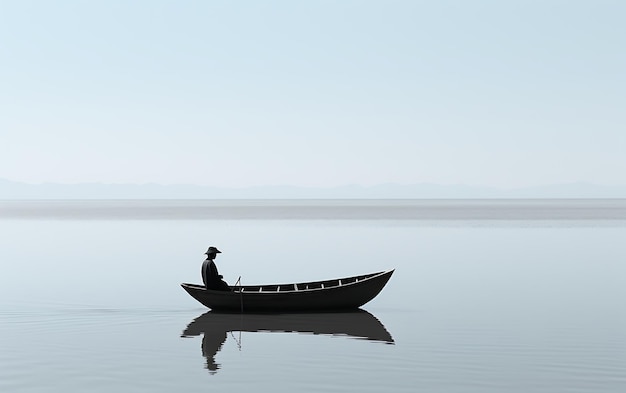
xmin=181 ymin=270 xmax=394 ymax=312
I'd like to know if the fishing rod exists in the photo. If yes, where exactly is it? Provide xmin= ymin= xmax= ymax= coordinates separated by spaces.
xmin=234 ymin=275 xmax=243 ymax=313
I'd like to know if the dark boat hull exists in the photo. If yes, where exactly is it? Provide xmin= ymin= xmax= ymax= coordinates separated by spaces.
xmin=181 ymin=270 xmax=394 ymax=312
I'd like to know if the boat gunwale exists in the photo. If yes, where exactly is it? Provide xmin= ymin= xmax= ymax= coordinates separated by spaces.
xmin=181 ymin=270 xmax=393 ymax=295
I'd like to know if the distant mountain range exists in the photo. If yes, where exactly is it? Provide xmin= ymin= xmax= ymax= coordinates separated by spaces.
xmin=1 ymin=178 xmax=626 ymax=199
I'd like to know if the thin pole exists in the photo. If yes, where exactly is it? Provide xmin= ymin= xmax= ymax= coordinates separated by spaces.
xmin=235 ymin=275 xmax=243 ymax=313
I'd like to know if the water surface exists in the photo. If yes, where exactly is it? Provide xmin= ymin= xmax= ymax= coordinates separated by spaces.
xmin=1 ymin=200 xmax=625 ymax=392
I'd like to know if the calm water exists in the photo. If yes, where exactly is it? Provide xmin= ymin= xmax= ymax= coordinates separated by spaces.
xmin=1 ymin=200 xmax=625 ymax=392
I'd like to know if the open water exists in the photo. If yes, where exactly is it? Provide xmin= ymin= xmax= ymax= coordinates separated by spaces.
xmin=1 ymin=199 xmax=625 ymax=392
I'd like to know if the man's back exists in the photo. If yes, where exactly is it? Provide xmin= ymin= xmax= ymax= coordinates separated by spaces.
xmin=201 ymin=259 xmax=229 ymax=290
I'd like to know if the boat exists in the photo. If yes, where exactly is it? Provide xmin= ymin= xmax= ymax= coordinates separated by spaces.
xmin=181 ymin=269 xmax=394 ymax=312
xmin=181 ymin=310 xmax=394 ymax=373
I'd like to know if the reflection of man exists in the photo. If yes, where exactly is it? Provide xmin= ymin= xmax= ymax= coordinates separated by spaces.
xmin=201 ymin=246 xmax=230 ymax=291
xmin=202 ymin=331 xmax=228 ymax=374
xmin=181 ymin=312 xmax=230 ymax=375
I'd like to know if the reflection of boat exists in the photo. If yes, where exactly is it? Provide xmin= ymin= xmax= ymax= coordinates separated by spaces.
xmin=181 ymin=310 xmax=394 ymax=374
xmin=181 ymin=270 xmax=394 ymax=312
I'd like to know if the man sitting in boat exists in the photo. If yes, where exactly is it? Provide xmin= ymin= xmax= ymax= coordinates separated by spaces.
xmin=202 ymin=246 xmax=230 ymax=291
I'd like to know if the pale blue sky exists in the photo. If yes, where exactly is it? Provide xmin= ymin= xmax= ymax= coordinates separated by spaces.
xmin=1 ymin=1 xmax=624 ymax=188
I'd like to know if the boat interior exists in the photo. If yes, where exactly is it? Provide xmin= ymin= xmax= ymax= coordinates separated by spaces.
xmin=233 ymin=271 xmax=384 ymax=293
xmin=184 ymin=271 xmax=387 ymax=293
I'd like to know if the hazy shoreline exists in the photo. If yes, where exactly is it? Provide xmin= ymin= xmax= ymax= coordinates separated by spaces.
xmin=2 ymin=199 xmax=626 ymax=220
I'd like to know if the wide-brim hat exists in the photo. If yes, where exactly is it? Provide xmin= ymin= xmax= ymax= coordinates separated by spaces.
xmin=205 ymin=246 xmax=222 ymax=255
